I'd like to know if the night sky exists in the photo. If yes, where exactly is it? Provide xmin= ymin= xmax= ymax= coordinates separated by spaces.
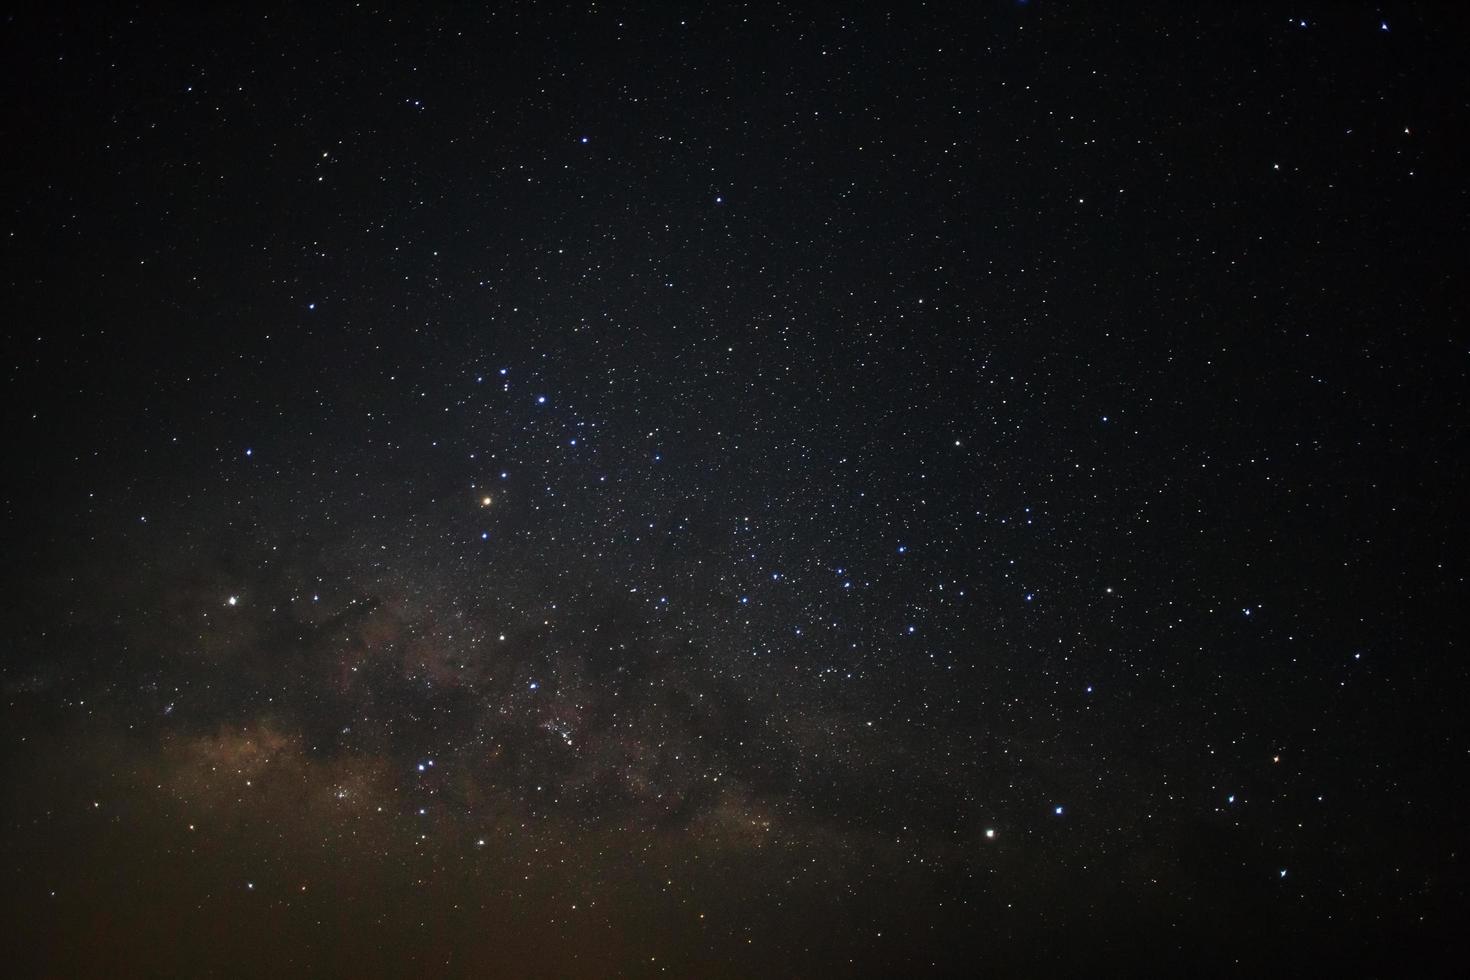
xmin=3 ymin=4 xmax=1467 ymax=977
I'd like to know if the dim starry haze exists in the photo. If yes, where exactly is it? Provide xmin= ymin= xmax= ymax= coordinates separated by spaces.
xmin=2 ymin=4 xmax=1467 ymax=977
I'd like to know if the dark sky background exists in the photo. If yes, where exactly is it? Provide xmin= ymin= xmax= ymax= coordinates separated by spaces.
xmin=2 ymin=3 xmax=1467 ymax=977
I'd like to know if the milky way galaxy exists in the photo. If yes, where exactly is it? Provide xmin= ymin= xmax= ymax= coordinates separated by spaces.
xmin=2 ymin=5 xmax=1466 ymax=977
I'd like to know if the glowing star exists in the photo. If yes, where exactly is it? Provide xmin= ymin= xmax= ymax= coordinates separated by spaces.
xmin=480 ymin=495 xmax=493 ymax=507
xmin=985 ymin=828 xmax=996 ymax=839
xmin=227 ymin=596 xmax=238 ymax=607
